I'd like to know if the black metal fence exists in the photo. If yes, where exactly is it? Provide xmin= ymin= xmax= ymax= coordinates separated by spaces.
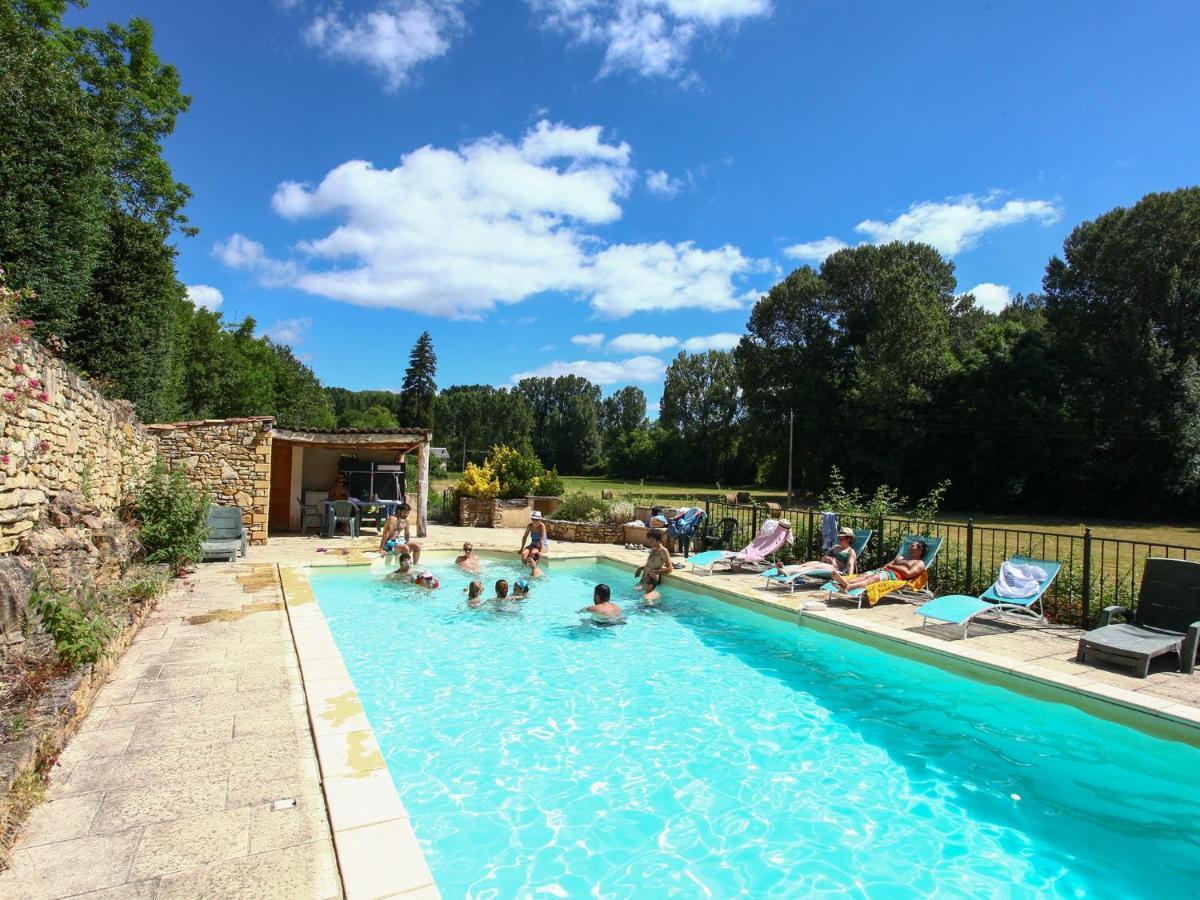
xmin=703 ymin=500 xmax=1200 ymax=627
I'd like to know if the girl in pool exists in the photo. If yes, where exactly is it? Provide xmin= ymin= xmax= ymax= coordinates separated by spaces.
xmin=466 ymin=580 xmax=485 ymax=608
xmin=526 ymin=548 xmax=545 ymax=578
xmin=413 ymin=570 xmax=440 ymax=589
xmin=580 ymin=583 xmax=624 ymax=625
xmin=512 ymin=578 xmax=530 ymax=599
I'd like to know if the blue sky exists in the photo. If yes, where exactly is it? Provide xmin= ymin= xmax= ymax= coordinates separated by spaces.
xmin=70 ymin=0 xmax=1200 ymax=412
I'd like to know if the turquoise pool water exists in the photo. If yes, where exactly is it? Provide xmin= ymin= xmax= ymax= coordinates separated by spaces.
xmin=310 ymin=556 xmax=1200 ymax=898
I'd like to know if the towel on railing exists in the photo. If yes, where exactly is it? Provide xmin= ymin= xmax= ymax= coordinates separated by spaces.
xmin=993 ymin=561 xmax=1048 ymax=599
xmin=821 ymin=512 xmax=839 ymax=549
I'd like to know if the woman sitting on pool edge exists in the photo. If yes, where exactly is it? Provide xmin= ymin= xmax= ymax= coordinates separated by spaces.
xmin=580 ymin=583 xmax=623 ymax=625
xmin=777 ymin=527 xmax=858 ymax=580
xmin=519 ymin=512 xmax=548 ymax=563
xmin=831 ymin=540 xmax=927 ymax=591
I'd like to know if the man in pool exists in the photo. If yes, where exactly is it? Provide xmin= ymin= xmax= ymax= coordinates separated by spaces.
xmin=456 ymin=542 xmax=481 ymax=574
xmin=379 ymin=502 xmax=421 ymax=563
xmin=519 ymin=511 xmax=548 ymax=563
xmin=386 ymin=552 xmax=413 ymax=581
xmin=831 ymin=540 xmax=928 ymax=591
xmin=635 ymin=528 xmax=671 ymax=604
xmin=492 ymin=579 xmax=510 ymax=602
xmin=580 ymin=583 xmax=623 ymax=625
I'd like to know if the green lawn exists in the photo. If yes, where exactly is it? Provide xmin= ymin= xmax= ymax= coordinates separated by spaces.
xmin=432 ymin=472 xmax=1200 ymax=547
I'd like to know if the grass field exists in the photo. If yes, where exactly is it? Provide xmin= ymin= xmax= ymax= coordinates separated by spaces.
xmin=431 ymin=473 xmax=1200 ymax=548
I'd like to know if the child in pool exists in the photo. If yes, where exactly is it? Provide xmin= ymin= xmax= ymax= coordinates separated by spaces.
xmin=466 ymin=580 xmax=485 ymax=608
xmin=492 ymin=579 xmax=509 ymax=602
xmin=526 ymin=549 xmax=545 ymax=578
xmin=634 ymin=529 xmax=671 ymax=604
xmin=512 ymin=578 xmax=530 ymax=599
xmin=413 ymin=570 xmax=440 ymax=589
xmin=386 ymin=552 xmax=413 ymax=581
xmin=580 ymin=583 xmax=623 ymax=625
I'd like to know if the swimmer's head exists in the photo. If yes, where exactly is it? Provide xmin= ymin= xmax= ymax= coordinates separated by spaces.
xmin=513 ymin=578 xmax=530 ymax=595
xmin=495 ymin=579 xmax=509 ymax=599
xmin=467 ymin=580 xmax=484 ymax=600
xmin=594 ymin=583 xmax=611 ymax=603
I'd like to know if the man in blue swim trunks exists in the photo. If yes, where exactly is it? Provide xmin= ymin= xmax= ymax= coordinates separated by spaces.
xmin=831 ymin=540 xmax=927 ymax=591
xmin=379 ymin=502 xmax=421 ymax=563
xmin=520 ymin=511 xmax=548 ymax=564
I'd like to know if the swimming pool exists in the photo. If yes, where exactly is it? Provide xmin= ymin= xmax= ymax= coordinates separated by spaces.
xmin=309 ymin=554 xmax=1200 ymax=898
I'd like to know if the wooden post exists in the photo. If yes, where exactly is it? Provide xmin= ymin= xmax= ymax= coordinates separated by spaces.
xmin=416 ymin=439 xmax=430 ymax=538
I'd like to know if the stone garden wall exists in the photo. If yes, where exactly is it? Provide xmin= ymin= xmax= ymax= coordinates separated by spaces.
xmin=545 ymin=520 xmax=624 ymax=545
xmin=149 ymin=418 xmax=274 ymax=546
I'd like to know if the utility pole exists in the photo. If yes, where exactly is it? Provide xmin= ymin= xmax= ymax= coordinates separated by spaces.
xmin=786 ymin=408 xmax=794 ymax=509
xmin=462 ymin=435 xmax=467 ymax=473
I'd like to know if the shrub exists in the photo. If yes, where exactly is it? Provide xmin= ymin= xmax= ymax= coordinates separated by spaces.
xmin=553 ymin=491 xmax=608 ymax=522
xmin=30 ymin=587 xmax=112 ymax=669
xmin=428 ymin=454 xmax=448 ymax=480
xmin=606 ymin=500 xmax=635 ymax=524
xmin=457 ymin=461 xmax=500 ymax=499
xmin=490 ymin=445 xmax=544 ymax=499
xmin=133 ymin=459 xmax=209 ymax=570
xmin=535 ymin=467 xmax=565 ymax=497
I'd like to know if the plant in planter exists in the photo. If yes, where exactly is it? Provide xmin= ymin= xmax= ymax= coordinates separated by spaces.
xmin=553 ymin=492 xmax=609 ymax=522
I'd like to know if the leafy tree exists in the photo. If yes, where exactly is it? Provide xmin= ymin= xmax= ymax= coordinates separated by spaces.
xmin=659 ymin=350 xmax=746 ymax=483
xmin=325 ymin=388 xmax=405 ymax=428
xmin=517 ymin=375 xmax=602 ymax=474
xmin=400 ymin=331 xmax=437 ymax=429
xmin=345 ymin=404 xmax=400 ymax=430
xmin=269 ymin=342 xmax=337 ymax=429
xmin=434 ymin=386 xmax=534 ymax=467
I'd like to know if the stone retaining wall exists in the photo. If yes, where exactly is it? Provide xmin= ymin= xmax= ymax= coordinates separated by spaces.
xmin=545 ymin=520 xmax=624 ymax=545
xmin=149 ymin=418 xmax=274 ymax=546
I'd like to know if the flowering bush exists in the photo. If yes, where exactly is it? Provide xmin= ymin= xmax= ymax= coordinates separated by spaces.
xmin=457 ymin=461 xmax=500 ymax=499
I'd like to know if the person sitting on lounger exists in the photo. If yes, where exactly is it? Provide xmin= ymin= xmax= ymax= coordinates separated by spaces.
xmin=831 ymin=540 xmax=927 ymax=591
xmin=778 ymin=527 xmax=858 ymax=579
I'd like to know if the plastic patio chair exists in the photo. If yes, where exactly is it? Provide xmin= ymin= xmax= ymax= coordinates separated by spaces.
xmin=297 ymin=495 xmax=323 ymax=535
xmin=326 ymin=500 xmax=359 ymax=538
xmin=917 ymin=555 xmax=1062 ymax=637
xmin=201 ymin=505 xmax=247 ymax=562
xmin=702 ymin=517 xmax=739 ymax=552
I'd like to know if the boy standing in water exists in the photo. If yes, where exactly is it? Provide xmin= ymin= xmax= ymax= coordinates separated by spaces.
xmin=635 ymin=528 xmax=671 ymax=604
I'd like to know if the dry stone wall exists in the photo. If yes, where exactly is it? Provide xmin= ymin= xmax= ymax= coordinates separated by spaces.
xmin=149 ymin=419 xmax=273 ymax=546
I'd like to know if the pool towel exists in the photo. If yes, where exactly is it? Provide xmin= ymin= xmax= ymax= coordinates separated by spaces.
xmin=865 ymin=570 xmax=929 ymax=607
xmin=821 ymin=512 xmax=839 ymax=550
xmin=993 ymin=561 xmax=1049 ymax=599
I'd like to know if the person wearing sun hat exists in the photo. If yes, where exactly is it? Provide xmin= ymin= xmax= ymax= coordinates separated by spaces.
xmin=520 ymin=510 xmax=549 ymax=563
xmin=777 ymin=527 xmax=859 ymax=579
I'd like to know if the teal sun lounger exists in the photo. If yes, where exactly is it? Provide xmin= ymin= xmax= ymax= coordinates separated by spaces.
xmin=820 ymin=535 xmax=944 ymax=608
xmin=917 ymin=555 xmax=1061 ymax=638
xmin=761 ymin=529 xmax=873 ymax=592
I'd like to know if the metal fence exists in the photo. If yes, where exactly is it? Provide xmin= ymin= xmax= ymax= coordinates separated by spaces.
xmin=703 ymin=500 xmax=1200 ymax=627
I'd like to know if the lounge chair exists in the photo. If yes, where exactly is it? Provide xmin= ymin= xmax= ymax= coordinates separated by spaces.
xmin=688 ymin=519 xmax=791 ymax=574
xmin=916 ymin=555 xmax=1062 ymax=637
xmin=1076 ymin=557 xmax=1200 ymax=678
xmin=820 ymin=534 xmax=943 ymax=608
xmin=761 ymin=529 xmax=874 ymax=592
xmin=201 ymin=505 xmax=247 ymax=563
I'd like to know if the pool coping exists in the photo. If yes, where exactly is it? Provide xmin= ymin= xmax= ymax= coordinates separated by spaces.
xmin=279 ymin=544 xmax=1200 ymax=895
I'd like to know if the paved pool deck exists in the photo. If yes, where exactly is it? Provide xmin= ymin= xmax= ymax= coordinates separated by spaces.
xmin=3 ymin=525 xmax=1197 ymax=899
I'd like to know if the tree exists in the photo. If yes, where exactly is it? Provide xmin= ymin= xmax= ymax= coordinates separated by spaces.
xmin=325 ymin=388 xmax=405 ymax=428
xmin=517 ymin=376 xmax=602 ymax=474
xmin=400 ymin=331 xmax=437 ymax=429
xmin=345 ymin=404 xmax=400 ymax=430
xmin=659 ymin=351 xmax=746 ymax=483
xmin=434 ymin=386 xmax=534 ymax=468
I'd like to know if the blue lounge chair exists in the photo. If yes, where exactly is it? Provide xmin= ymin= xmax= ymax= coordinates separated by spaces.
xmin=916 ymin=555 xmax=1062 ymax=638
xmin=820 ymin=535 xmax=943 ymax=608
xmin=761 ymin=529 xmax=873 ymax=592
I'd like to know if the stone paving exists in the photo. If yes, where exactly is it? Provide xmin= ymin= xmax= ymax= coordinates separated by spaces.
xmin=0 ymin=562 xmax=339 ymax=900
xmin=3 ymin=523 xmax=1197 ymax=899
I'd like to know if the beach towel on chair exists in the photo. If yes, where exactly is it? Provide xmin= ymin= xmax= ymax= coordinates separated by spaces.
xmin=994 ymin=561 xmax=1048 ymax=599
xmin=865 ymin=570 xmax=929 ymax=607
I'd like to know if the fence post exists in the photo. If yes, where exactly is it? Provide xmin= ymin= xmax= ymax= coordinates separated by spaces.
xmin=1081 ymin=527 xmax=1093 ymax=629
xmin=964 ymin=516 xmax=974 ymax=595
xmin=751 ymin=504 xmax=758 ymax=540
xmin=807 ymin=509 xmax=815 ymax=553
xmin=704 ymin=497 xmax=710 ymax=521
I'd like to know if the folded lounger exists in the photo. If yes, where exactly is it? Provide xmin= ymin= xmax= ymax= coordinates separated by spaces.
xmin=761 ymin=529 xmax=874 ymax=592
xmin=688 ymin=519 xmax=790 ymax=575
xmin=1076 ymin=557 xmax=1200 ymax=678
xmin=819 ymin=534 xmax=943 ymax=608
xmin=916 ymin=555 xmax=1062 ymax=638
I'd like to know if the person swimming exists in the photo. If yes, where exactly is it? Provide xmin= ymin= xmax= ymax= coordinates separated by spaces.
xmin=386 ymin=552 xmax=413 ymax=581
xmin=525 ymin=548 xmax=545 ymax=578
xmin=466 ymin=580 xmax=485 ymax=608
xmin=579 ymin=583 xmax=624 ymax=625
xmin=512 ymin=578 xmax=530 ymax=599
xmin=413 ymin=570 xmax=440 ymax=589
xmin=492 ymin=579 xmax=510 ymax=602
xmin=456 ymin=542 xmax=481 ymax=574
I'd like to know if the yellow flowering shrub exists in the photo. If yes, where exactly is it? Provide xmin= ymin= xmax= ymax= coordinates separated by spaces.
xmin=457 ymin=461 xmax=500 ymax=499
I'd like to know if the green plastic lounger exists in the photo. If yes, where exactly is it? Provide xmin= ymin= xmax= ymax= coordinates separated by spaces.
xmin=761 ymin=529 xmax=873 ymax=592
xmin=1077 ymin=557 xmax=1200 ymax=678
xmin=200 ymin=505 xmax=247 ymax=563
xmin=917 ymin=556 xmax=1061 ymax=638
xmin=820 ymin=535 xmax=943 ymax=608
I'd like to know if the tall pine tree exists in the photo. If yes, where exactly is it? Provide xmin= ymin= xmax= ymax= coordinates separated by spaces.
xmin=400 ymin=331 xmax=437 ymax=430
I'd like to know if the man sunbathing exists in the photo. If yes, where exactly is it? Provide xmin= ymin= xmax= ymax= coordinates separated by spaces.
xmin=831 ymin=540 xmax=927 ymax=591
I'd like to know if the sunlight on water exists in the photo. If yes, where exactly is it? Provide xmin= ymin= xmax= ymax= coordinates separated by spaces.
xmin=311 ymin=555 xmax=1200 ymax=898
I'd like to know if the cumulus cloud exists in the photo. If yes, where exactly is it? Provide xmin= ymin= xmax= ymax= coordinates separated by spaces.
xmin=608 ymin=332 xmax=678 ymax=353
xmin=511 ymin=355 xmax=666 ymax=385
xmin=854 ymin=192 xmax=1061 ymax=256
xmin=218 ymin=120 xmax=761 ymax=319
xmin=571 ymin=333 xmax=606 ymax=347
xmin=645 ymin=169 xmax=683 ymax=198
xmin=185 ymin=284 xmax=223 ymax=311
xmin=680 ymin=331 xmax=740 ymax=352
xmin=263 ymin=317 xmax=312 ymax=346
xmin=530 ymin=0 xmax=772 ymax=81
xmin=303 ymin=0 xmax=466 ymax=91
xmin=783 ymin=236 xmax=848 ymax=262
xmin=966 ymin=282 xmax=1012 ymax=313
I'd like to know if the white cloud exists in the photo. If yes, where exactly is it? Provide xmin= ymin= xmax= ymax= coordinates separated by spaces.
xmin=303 ymin=0 xmax=466 ymax=91
xmin=783 ymin=236 xmax=847 ymax=262
xmin=645 ymin=169 xmax=683 ymax=198
xmin=966 ymin=282 xmax=1012 ymax=313
xmin=530 ymin=0 xmax=771 ymax=81
xmin=511 ymin=355 xmax=666 ymax=385
xmin=680 ymin=331 xmax=740 ymax=352
xmin=185 ymin=284 xmax=223 ymax=311
xmin=263 ymin=317 xmax=312 ymax=346
xmin=854 ymin=192 xmax=1061 ymax=256
xmin=219 ymin=120 xmax=761 ymax=319
xmin=571 ymin=333 xmax=606 ymax=347
xmin=609 ymin=332 xmax=678 ymax=353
